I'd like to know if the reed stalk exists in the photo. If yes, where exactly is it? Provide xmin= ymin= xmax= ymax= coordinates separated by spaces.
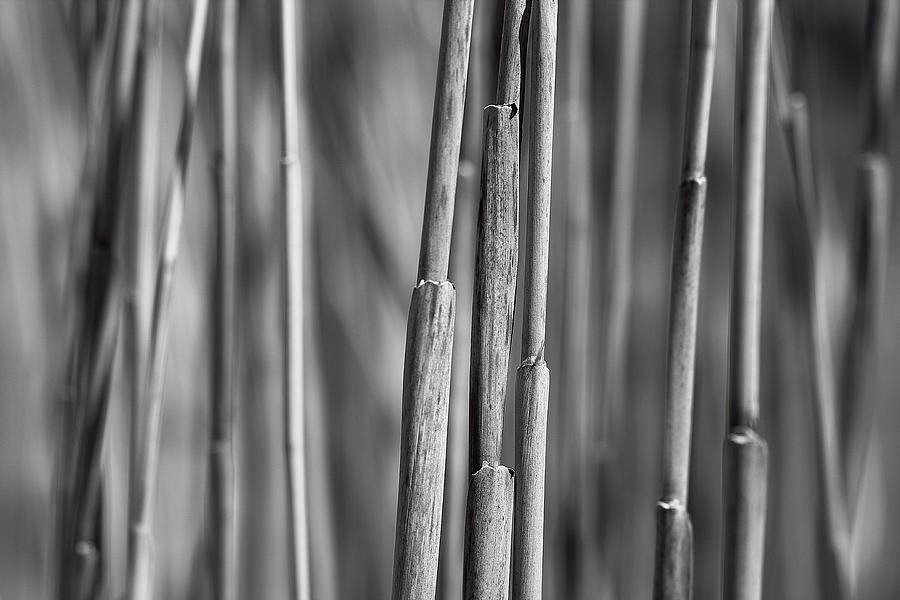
xmin=769 ymin=16 xmax=852 ymax=599
xmin=841 ymin=0 xmax=898 ymax=524
xmin=653 ymin=1 xmax=718 ymax=598
xmin=125 ymin=2 xmax=210 ymax=598
xmin=208 ymin=1 xmax=239 ymax=599
xmin=392 ymin=2 xmax=473 ymax=599
xmin=55 ymin=1 xmax=144 ymax=597
xmin=511 ymin=2 xmax=557 ymax=598
xmin=722 ymin=0 xmax=773 ymax=598
xmin=463 ymin=100 xmax=519 ymax=600
xmin=279 ymin=0 xmax=312 ymax=598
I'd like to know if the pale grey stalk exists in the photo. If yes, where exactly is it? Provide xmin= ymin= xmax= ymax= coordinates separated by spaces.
xmin=722 ymin=0 xmax=773 ymax=598
xmin=393 ymin=2 xmax=473 ymax=598
xmin=654 ymin=1 xmax=718 ymax=598
xmin=512 ymin=1 xmax=557 ymax=598
xmin=279 ymin=0 xmax=311 ymax=598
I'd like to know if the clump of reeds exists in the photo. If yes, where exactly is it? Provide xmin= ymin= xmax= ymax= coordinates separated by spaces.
xmin=391 ymin=1 xmax=474 ymax=599
xmin=653 ymin=0 xmax=718 ymax=598
xmin=55 ymin=1 xmax=145 ymax=596
xmin=511 ymin=1 xmax=557 ymax=598
xmin=125 ymin=1 xmax=210 ymax=598
xmin=722 ymin=0 xmax=773 ymax=598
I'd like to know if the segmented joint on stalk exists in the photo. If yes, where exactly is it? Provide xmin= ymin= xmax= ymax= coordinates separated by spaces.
xmin=415 ymin=279 xmax=456 ymax=291
xmin=680 ymin=175 xmax=706 ymax=194
xmin=726 ymin=426 xmax=764 ymax=446
xmin=519 ymin=342 xmax=546 ymax=369
xmin=474 ymin=461 xmax=515 ymax=477
xmin=280 ymin=153 xmax=301 ymax=166
xmin=656 ymin=499 xmax=687 ymax=513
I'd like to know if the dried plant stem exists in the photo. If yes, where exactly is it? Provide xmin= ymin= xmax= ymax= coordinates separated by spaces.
xmin=770 ymin=18 xmax=852 ymax=598
xmin=55 ymin=1 xmax=143 ymax=597
xmin=496 ymin=0 xmax=529 ymax=109
xmin=841 ymin=0 xmax=898 ymax=523
xmin=208 ymin=1 xmax=239 ymax=599
xmin=279 ymin=0 xmax=312 ymax=598
xmin=463 ymin=465 xmax=515 ymax=600
xmin=722 ymin=0 xmax=773 ymax=598
xmin=416 ymin=0 xmax=476 ymax=283
xmin=512 ymin=1 xmax=557 ymax=598
xmin=653 ymin=1 xmax=718 ymax=598
xmin=125 ymin=2 xmax=210 ymax=599
xmin=463 ymin=102 xmax=519 ymax=600
xmin=392 ymin=2 xmax=473 ymax=599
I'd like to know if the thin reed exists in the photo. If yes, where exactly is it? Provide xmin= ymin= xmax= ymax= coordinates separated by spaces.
xmin=722 ymin=0 xmax=773 ymax=598
xmin=653 ymin=0 xmax=718 ymax=598
xmin=512 ymin=1 xmax=557 ymax=598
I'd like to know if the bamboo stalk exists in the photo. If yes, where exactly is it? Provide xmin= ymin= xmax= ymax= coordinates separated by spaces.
xmin=769 ymin=17 xmax=852 ymax=597
xmin=653 ymin=1 xmax=718 ymax=598
xmin=208 ymin=1 xmax=239 ymax=599
xmin=392 ymin=2 xmax=473 ymax=599
xmin=722 ymin=0 xmax=773 ymax=598
xmin=512 ymin=2 xmax=557 ymax=598
xmin=279 ymin=0 xmax=312 ymax=598
xmin=463 ymin=465 xmax=515 ymax=600
xmin=841 ymin=0 xmax=898 ymax=523
xmin=55 ymin=1 xmax=144 ymax=597
xmin=125 ymin=2 xmax=210 ymax=599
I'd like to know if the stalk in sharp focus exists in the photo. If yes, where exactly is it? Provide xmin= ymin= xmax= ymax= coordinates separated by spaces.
xmin=208 ymin=1 xmax=239 ymax=599
xmin=125 ymin=2 xmax=210 ymax=599
xmin=511 ymin=1 xmax=557 ymax=598
xmin=769 ymin=15 xmax=851 ymax=599
xmin=391 ymin=2 xmax=473 ymax=599
xmin=722 ymin=0 xmax=773 ymax=598
xmin=279 ymin=0 xmax=312 ymax=598
xmin=653 ymin=1 xmax=718 ymax=598
xmin=840 ymin=0 xmax=898 ymax=524
xmin=462 ymin=3 xmax=525 ymax=583
xmin=55 ymin=1 xmax=144 ymax=597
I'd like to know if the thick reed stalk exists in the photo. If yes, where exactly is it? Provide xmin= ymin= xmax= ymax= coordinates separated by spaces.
xmin=208 ymin=1 xmax=239 ymax=599
xmin=512 ymin=2 xmax=557 ymax=598
xmin=556 ymin=0 xmax=591 ymax=596
xmin=496 ymin=0 xmax=529 ymax=110
xmin=392 ymin=2 xmax=473 ymax=599
xmin=279 ymin=0 xmax=311 ymax=598
xmin=463 ymin=465 xmax=515 ymax=600
xmin=126 ymin=2 xmax=210 ymax=598
xmin=841 ymin=0 xmax=898 ymax=523
xmin=463 ymin=102 xmax=519 ymax=600
xmin=769 ymin=18 xmax=852 ymax=599
xmin=653 ymin=1 xmax=718 ymax=598
xmin=55 ymin=1 xmax=144 ymax=597
xmin=722 ymin=1 xmax=773 ymax=598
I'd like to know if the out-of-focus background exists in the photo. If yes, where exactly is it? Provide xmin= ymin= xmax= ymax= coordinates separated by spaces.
xmin=1 ymin=0 xmax=899 ymax=598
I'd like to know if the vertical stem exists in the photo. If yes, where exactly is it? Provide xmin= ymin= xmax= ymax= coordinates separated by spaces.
xmin=512 ymin=1 xmax=557 ymax=598
xmin=722 ymin=0 xmax=773 ymax=598
xmin=208 ymin=1 xmax=239 ymax=599
xmin=126 ymin=2 xmax=210 ymax=599
xmin=654 ymin=1 xmax=718 ymax=598
xmin=393 ymin=2 xmax=473 ymax=599
xmin=279 ymin=0 xmax=311 ymax=599
xmin=417 ymin=0 xmax=478 ymax=283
